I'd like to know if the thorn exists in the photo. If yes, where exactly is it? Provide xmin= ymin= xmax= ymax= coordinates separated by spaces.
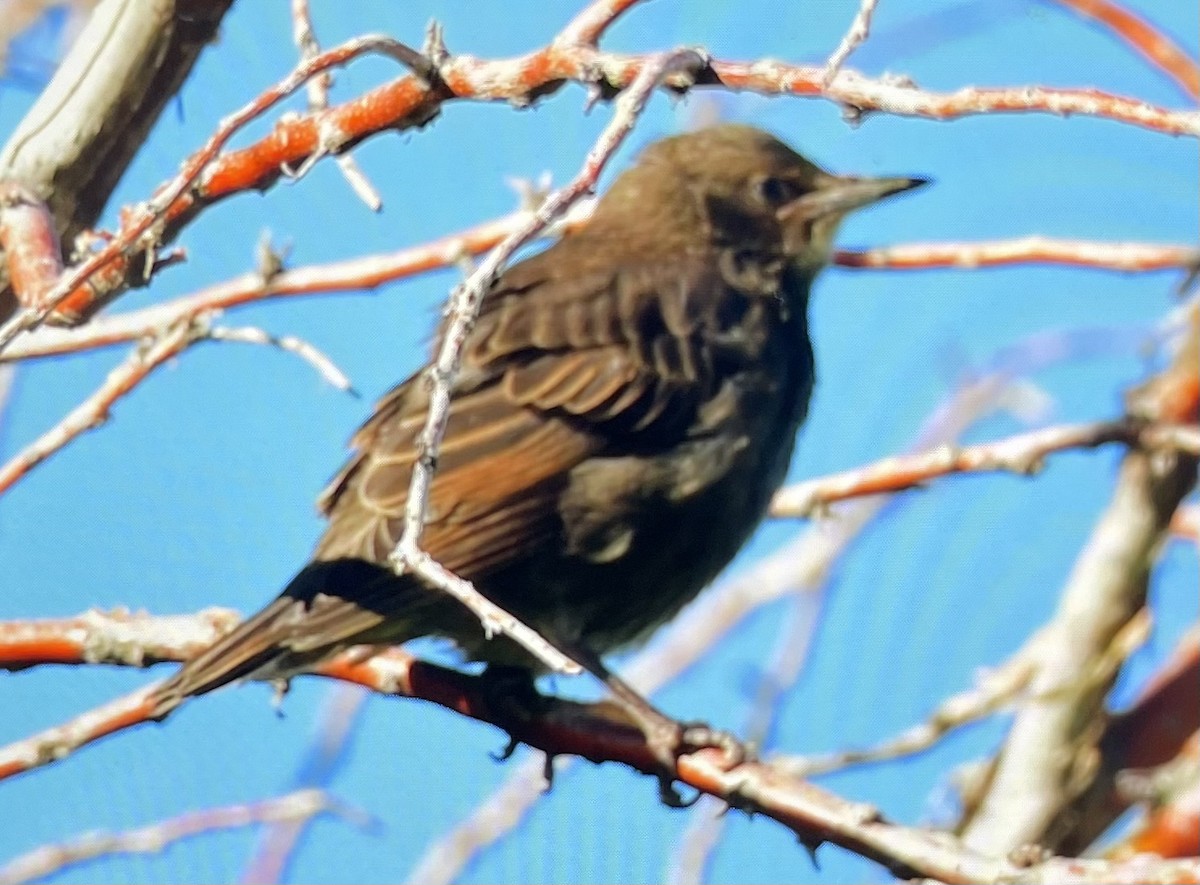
xmin=270 ymin=678 xmax=291 ymax=716
xmin=423 ymin=20 xmax=449 ymax=69
xmin=797 ymin=835 xmax=823 ymax=868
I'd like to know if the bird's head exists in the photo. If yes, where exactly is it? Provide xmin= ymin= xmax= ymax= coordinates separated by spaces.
xmin=595 ymin=124 xmax=926 ymax=273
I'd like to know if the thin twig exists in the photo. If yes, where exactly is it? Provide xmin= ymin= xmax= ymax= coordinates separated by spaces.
xmin=556 ymin=0 xmax=647 ymax=46
xmin=0 ymin=320 xmax=202 ymax=495
xmin=288 ymin=0 xmax=381 ymax=209
xmin=240 ymin=685 xmax=370 ymax=884
xmin=387 ymin=47 xmax=707 ymax=677
xmin=833 ymin=237 xmax=1198 ymax=274
xmin=822 ymin=0 xmax=881 ymax=85
xmin=207 ymin=324 xmax=355 ymax=393
xmin=0 ymin=34 xmax=424 ymax=354
xmin=0 ymin=789 xmax=368 ymax=885
xmin=776 ymin=609 xmax=1152 ymax=780
xmin=770 ymin=418 xmax=1198 ymax=518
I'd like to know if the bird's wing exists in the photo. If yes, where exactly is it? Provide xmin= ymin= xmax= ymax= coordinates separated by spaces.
xmin=313 ymin=248 xmax=738 ymax=571
xmin=151 ymin=251 xmax=748 ymax=708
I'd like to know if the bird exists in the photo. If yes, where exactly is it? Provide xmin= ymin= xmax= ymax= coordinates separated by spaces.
xmin=149 ymin=125 xmax=924 ymax=741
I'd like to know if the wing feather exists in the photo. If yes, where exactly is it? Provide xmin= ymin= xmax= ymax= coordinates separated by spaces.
xmin=154 ymin=246 xmax=781 ymax=708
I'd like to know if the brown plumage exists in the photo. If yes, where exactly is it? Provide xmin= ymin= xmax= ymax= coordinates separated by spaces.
xmin=150 ymin=125 xmax=923 ymax=717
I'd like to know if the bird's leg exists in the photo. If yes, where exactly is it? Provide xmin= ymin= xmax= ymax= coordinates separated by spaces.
xmin=477 ymin=650 xmax=745 ymax=800
xmin=478 ymin=663 xmax=548 ymax=723
xmin=560 ymin=644 xmax=746 ymax=776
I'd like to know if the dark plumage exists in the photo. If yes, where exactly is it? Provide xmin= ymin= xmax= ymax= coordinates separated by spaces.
xmin=150 ymin=125 xmax=923 ymax=717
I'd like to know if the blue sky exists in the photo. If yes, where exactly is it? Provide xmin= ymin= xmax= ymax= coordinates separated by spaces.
xmin=1 ymin=1 xmax=1196 ymax=882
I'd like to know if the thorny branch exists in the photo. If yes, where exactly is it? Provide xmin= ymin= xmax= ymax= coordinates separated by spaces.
xmin=386 ymin=47 xmax=707 ymax=677
xmin=2 ymin=0 xmax=1197 ymax=880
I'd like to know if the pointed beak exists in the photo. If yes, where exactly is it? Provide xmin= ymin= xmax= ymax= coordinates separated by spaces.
xmin=789 ymin=174 xmax=929 ymax=220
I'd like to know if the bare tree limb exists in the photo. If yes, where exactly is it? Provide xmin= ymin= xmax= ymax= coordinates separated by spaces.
xmin=0 ymin=0 xmax=234 ymax=321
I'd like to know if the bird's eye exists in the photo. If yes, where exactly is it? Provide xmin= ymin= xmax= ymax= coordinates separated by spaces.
xmin=756 ymin=176 xmax=798 ymax=206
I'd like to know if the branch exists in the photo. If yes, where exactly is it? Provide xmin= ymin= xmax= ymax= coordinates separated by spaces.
xmin=385 ymin=47 xmax=707 ymax=677
xmin=240 ymin=685 xmax=369 ymax=884
xmin=0 ymin=607 xmax=240 ymax=671
xmin=0 ymin=613 xmax=1194 ymax=883
xmin=710 ymin=61 xmax=1197 ymax=134
xmin=1043 ymin=0 xmax=1200 ymax=100
xmin=0 ymin=33 xmax=436 ymax=352
xmin=5 ymin=228 xmax=1189 ymax=364
xmin=822 ymin=0 xmax=881 ymax=85
xmin=0 ymin=789 xmax=366 ymax=885
xmin=833 ymin=237 xmax=1198 ymax=274
xmin=1109 ymin=735 xmax=1200 ymax=861
xmin=288 ymin=0 xmax=381 ymax=211
xmin=269 ymin=654 xmax=1200 ymax=883
xmin=0 ymin=0 xmax=234 ymax=320
xmin=0 ymin=319 xmax=203 ymax=495
xmin=770 ymin=418 xmax=1199 ymax=518
xmin=1058 ymin=624 xmax=1200 ymax=854
xmin=206 ymin=324 xmax=356 ymax=394
xmin=0 ymin=202 xmax=595 ymax=363
xmin=556 ymin=0 xmax=646 ymax=46
xmin=3 ymin=16 xmax=1194 ymax=344
xmin=961 ymin=313 xmax=1199 ymax=853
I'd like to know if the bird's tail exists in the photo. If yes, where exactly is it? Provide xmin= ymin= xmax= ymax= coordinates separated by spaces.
xmin=148 ymin=596 xmax=312 ymax=719
xmin=149 ymin=560 xmax=403 ymax=719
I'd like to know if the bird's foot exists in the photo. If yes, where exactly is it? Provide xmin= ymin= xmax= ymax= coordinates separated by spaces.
xmin=629 ymin=706 xmax=747 ymax=772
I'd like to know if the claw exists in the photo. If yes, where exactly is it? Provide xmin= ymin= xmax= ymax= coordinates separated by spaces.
xmin=656 ymin=773 xmax=700 ymax=808
xmin=678 ymin=722 xmax=747 ymax=768
xmin=491 ymin=735 xmax=520 ymax=762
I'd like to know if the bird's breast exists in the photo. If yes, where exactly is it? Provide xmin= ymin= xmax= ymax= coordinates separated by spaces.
xmin=520 ymin=309 xmax=816 ymax=654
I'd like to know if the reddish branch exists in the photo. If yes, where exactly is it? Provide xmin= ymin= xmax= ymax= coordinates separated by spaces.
xmin=1 ymin=6 xmax=1196 ymax=346
xmin=1112 ymin=733 xmax=1200 ymax=862
xmin=0 ymin=1 xmax=234 ymax=324
xmin=1046 ymin=0 xmax=1200 ymax=99
xmin=3 ymin=224 xmax=1190 ymax=365
xmin=0 ymin=626 xmax=1193 ymax=883
xmin=0 ymin=608 xmax=240 ymax=671
xmin=556 ymin=0 xmax=643 ymax=45
xmin=0 ymin=184 xmax=66 ymax=317
xmin=0 ymin=33 xmax=434 ymax=350
xmin=1058 ymin=628 xmax=1200 ymax=856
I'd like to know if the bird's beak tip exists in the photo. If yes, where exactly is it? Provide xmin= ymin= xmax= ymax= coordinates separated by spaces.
xmin=897 ymin=176 xmax=931 ymax=193
xmin=803 ymin=173 xmax=931 ymax=217
xmin=869 ymin=175 xmax=932 ymax=200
